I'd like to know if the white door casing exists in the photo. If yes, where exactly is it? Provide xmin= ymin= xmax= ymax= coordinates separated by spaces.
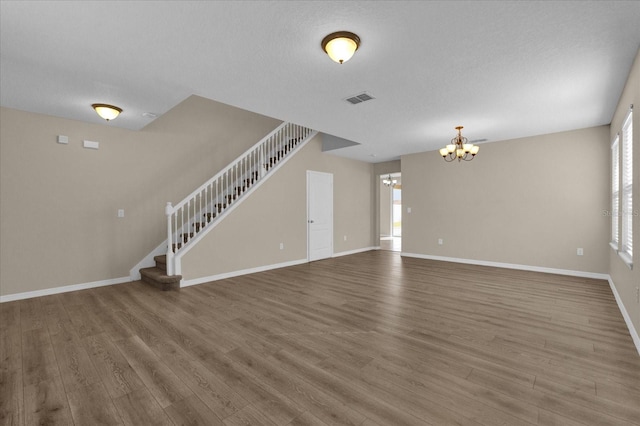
xmin=307 ymin=171 xmax=333 ymax=261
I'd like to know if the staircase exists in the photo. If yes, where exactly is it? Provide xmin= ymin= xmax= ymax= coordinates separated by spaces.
xmin=139 ymin=122 xmax=317 ymax=290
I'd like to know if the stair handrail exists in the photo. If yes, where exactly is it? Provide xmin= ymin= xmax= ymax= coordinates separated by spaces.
xmin=164 ymin=122 xmax=314 ymax=275
xmin=167 ymin=121 xmax=289 ymax=216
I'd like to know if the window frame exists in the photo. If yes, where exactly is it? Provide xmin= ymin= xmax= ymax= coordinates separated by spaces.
xmin=610 ymin=135 xmax=619 ymax=251
xmin=618 ymin=106 xmax=633 ymax=268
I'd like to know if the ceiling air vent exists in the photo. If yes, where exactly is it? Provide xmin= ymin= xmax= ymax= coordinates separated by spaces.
xmin=345 ymin=92 xmax=375 ymax=105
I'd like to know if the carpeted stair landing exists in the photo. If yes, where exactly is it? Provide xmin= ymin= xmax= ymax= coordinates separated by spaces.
xmin=140 ymin=255 xmax=181 ymax=291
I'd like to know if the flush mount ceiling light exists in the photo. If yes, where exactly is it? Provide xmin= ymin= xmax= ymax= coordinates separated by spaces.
xmin=321 ymin=31 xmax=360 ymax=64
xmin=439 ymin=126 xmax=480 ymax=162
xmin=92 ymin=103 xmax=122 ymax=121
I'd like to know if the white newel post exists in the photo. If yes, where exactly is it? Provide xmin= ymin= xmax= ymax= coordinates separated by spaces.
xmin=165 ymin=202 xmax=174 ymax=275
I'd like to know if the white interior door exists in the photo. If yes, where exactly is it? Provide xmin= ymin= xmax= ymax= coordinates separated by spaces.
xmin=307 ymin=171 xmax=333 ymax=261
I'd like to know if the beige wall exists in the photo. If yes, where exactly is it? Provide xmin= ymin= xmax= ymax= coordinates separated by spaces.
xmin=608 ymin=48 xmax=640 ymax=336
xmin=0 ymin=96 xmax=281 ymax=297
xmin=181 ymin=135 xmax=374 ymax=280
xmin=402 ymin=125 xmax=610 ymax=274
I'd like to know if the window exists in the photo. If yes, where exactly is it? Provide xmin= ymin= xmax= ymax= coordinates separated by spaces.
xmin=611 ymin=135 xmax=619 ymax=249
xmin=620 ymin=107 xmax=633 ymax=266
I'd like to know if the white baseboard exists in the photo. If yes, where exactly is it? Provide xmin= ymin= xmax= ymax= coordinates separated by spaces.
xmin=607 ymin=277 xmax=640 ymax=357
xmin=181 ymin=258 xmax=309 ymax=287
xmin=332 ymin=247 xmax=377 ymax=258
xmin=400 ymin=252 xmax=609 ymax=280
xmin=0 ymin=276 xmax=130 ymax=303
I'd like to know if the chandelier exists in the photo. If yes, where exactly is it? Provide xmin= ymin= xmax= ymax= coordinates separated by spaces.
xmin=382 ymin=175 xmax=397 ymax=187
xmin=439 ymin=126 xmax=479 ymax=162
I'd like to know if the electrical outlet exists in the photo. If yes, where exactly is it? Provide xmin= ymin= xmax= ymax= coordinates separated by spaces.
xmin=577 ymin=248 xmax=583 ymax=256
xmin=117 ymin=209 xmax=125 ymax=218
xmin=407 ymin=207 xmax=412 ymax=213
xmin=344 ymin=235 xmax=347 ymax=241
xmin=279 ymin=242 xmax=284 ymax=250
xmin=438 ymin=238 xmax=443 ymax=245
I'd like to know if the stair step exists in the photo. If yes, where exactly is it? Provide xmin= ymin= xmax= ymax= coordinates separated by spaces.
xmin=154 ymin=255 xmax=167 ymax=272
xmin=140 ymin=266 xmax=181 ymax=291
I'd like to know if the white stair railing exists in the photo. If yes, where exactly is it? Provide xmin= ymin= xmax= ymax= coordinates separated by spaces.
xmin=164 ymin=122 xmax=315 ymax=275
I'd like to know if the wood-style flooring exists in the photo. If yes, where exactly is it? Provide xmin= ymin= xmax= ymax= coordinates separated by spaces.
xmin=1 ymin=250 xmax=639 ymax=425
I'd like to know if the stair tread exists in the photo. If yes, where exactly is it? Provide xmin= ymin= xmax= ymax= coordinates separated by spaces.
xmin=140 ymin=267 xmax=182 ymax=283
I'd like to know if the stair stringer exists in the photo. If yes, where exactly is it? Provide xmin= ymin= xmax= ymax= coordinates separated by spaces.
xmin=171 ymin=130 xmax=317 ymax=281
xmin=130 ymin=241 xmax=166 ymax=281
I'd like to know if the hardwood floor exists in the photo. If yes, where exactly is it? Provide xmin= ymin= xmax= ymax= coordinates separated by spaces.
xmin=1 ymin=250 xmax=639 ymax=425
xmin=379 ymin=237 xmax=401 ymax=252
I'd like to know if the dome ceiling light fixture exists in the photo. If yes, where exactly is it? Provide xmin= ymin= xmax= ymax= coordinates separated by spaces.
xmin=439 ymin=126 xmax=480 ymax=162
xmin=321 ymin=31 xmax=360 ymax=64
xmin=92 ymin=103 xmax=122 ymax=121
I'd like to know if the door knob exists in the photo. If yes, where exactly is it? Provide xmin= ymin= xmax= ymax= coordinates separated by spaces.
xmin=308 ymin=220 xmax=314 ymax=223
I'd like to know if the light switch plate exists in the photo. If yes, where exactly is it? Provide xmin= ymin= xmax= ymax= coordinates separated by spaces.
xmin=83 ymin=140 xmax=99 ymax=149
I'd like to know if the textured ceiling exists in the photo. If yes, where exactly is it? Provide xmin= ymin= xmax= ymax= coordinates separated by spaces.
xmin=1 ymin=1 xmax=639 ymax=162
